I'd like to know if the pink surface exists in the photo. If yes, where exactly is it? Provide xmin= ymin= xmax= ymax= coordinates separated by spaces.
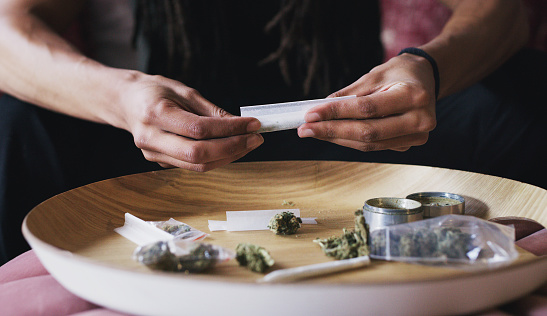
xmin=0 ymin=251 xmax=127 ymax=316
xmin=517 ymin=229 xmax=547 ymax=256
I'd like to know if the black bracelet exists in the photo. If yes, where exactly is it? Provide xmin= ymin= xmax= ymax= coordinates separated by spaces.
xmin=398 ymin=47 xmax=440 ymax=100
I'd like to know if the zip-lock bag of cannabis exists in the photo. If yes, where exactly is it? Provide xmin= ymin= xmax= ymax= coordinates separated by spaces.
xmin=369 ymin=214 xmax=518 ymax=269
xmin=133 ymin=239 xmax=235 ymax=273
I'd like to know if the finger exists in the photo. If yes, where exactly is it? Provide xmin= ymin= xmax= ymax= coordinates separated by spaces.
xmin=136 ymin=129 xmax=264 ymax=165
xmin=391 ymin=147 xmax=412 ymax=152
xmin=170 ymin=85 xmax=232 ymax=118
xmin=143 ymin=148 xmax=255 ymax=172
xmin=308 ymin=132 xmax=429 ymax=152
xmin=146 ymin=100 xmax=261 ymax=139
xmin=158 ymin=162 xmax=177 ymax=168
xmin=327 ymin=70 xmax=381 ymax=99
xmin=299 ymin=112 xmax=434 ymax=144
xmin=306 ymin=83 xmax=423 ymax=123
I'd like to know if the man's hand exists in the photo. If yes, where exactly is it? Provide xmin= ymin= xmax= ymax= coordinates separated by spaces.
xmin=297 ymin=53 xmax=437 ymax=152
xmin=119 ymin=74 xmax=263 ymax=171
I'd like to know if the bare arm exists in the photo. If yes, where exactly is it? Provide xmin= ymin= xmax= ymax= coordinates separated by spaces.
xmin=423 ymin=0 xmax=528 ymax=98
xmin=0 ymin=0 xmax=108 ymax=121
xmin=299 ymin=0 xmax=528 ymax=151
xmin=0 ymin=0 xmax=263 ymax=171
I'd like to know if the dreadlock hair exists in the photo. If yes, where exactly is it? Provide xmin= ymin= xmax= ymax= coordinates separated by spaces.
xmin=134 ymin=0 xmax=382 ymax=97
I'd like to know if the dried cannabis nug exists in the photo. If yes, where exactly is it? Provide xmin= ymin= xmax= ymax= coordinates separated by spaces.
xmin=157 ymin=222 xmax=191 ymax=234
xmin=314 ymin=210 xmax=370 ymax=260
xmin=282 ymin=200 xmax=296 ymax=207
xmin=134 ymin=241 xmax=219 ymax=273
xmin=267 ymin=211 xmax=302 ymax=235
xmin=235 ymin=243 xmax=275 ymax=273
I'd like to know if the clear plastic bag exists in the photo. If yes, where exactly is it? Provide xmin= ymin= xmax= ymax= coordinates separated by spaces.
xmin=133 ymin=239 xmax=235 ymax=273
xmin=148 ymin=218 xmax=208 ymax=241
xmin=369 ymin=215 xmax=518 ymax=269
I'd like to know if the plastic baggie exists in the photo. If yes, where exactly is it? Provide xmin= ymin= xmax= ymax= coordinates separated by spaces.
xmin=148 ymin=218 xmax=208 ymax=241
xmin=369 ymin=214 xmax=519 ymax=269
xmin=133 ymin=239 xmax=235 ymax=273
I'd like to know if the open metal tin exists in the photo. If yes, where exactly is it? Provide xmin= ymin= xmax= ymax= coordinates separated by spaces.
xmin=405 ymin=192 xmax=465 ymax=218
xmin=363 ymin=197 xmax=423 ymax=230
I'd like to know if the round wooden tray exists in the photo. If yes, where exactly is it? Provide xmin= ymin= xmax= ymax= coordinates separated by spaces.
xmin=23 ymin=161 xmax=547 ymax=315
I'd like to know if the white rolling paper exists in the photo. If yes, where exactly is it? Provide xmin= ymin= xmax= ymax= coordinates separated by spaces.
xmin=208 ymin=209 xmax=317 ymax=232
xmin=240 ymin=95 xmax=356 ymax=133
xmin=261 ymin=255 xmax=370 ymax=283
xmin=114 ymin=213 xmax=174 ymax=246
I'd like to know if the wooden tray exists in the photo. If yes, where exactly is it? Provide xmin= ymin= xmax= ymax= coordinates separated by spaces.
xmin=23 ymin=161 xmax=547 ymax=315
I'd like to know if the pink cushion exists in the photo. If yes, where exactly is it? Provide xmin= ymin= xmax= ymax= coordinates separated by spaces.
xmin=0 ymin=251 xmax=127 ymax=315
xmin=516 ymin=229 xmax=547 ymax=256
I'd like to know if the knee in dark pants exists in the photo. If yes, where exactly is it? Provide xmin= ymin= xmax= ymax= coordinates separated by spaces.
xmin=0 ymin=94 xmax=160 ymax=264
xmin=435 ymin=49 xmax=547 ymax=188
xmin=0 ymin=95 xmax=67 ymax=264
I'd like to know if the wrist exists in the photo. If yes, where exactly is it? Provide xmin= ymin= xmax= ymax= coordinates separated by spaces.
xmin=398 ymin=47 xmax=440 ymax=100
xmin=102 ymin=68 xmax=147 ymax=131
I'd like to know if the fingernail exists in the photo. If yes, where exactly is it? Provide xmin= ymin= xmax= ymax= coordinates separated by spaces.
xmin=247 ymin=120 xmax=261 ymax=132
xmin=299 ymin=129 xmax=315 ymax=138
xmin=247 ymin=134 xmax=263 ymax=148
xmin=305 ymin=112 xmax=321 ymax=123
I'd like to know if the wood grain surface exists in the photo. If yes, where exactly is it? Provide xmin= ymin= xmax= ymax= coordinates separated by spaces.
xmin=25 ymin=161 xmax=547 ymax=284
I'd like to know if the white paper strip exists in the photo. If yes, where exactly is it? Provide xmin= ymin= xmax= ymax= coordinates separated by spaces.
xmin=240 ymin=95 xmax=356 ymax=133
xmin=261 ymin=255 xmax=370 ymax=283
xmin=227 ymin=209 xmax=300 ymax=231
xmin=114 ymin=213 xmax=174 ymax=246
xmin=208 ymin=220 xmax=228 ymax=232
xmin=301 ymin=218 xmax=318 ymax=225
xmin=208 ymin=209 xmax=317 ymax=232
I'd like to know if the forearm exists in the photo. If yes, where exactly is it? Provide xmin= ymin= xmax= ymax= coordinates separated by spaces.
xmin=0 ymin=6 xmax=137 ymax=129
xmin=419 ymin=0 xmax=528 ymax=99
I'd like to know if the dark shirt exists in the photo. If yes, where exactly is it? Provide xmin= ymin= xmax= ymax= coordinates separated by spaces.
xmin=139 ymin=1 xmax=383 ymax=162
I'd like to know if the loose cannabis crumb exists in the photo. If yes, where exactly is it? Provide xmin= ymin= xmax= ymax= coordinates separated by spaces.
xmin=282 ymin=200 xmax=296 ymax=207
xmin=314 ymin=210 xmax=370 ymax=260
xmin=235 ymin=243 xmax=275 ymax=273
xmin=268 ymin=211 xmax=302 ymax=235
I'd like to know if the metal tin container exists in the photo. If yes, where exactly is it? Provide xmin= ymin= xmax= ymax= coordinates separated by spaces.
xmin=363 ymin=197 xmax=423 ymax=230
xmin=405 ymin=192 xmax=465 ymax=218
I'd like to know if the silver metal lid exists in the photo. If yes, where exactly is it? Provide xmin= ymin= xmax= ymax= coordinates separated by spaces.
xmin=363 ymin=197 xmax=423 ymax=230
xmin=405 ymin=192 xmax=465 ymax=218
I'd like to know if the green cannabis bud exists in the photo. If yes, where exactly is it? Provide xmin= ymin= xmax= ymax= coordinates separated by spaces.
xmin=235 ymin=243 xmax=275 ymax=273
xmin=314 ymin=210 xmax=370 ymax=260
xmin=135 ymin=241 xmax=218 ymax=273
xmin=267 ymin=211 xmax=302 ymax=235
xmin=157 ymin=222 xmax=191 ymax=234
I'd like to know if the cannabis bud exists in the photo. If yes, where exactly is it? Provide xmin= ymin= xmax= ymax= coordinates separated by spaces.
xmin=267 ymin=211 xmax=302 ymax=235
xmin=314 ymin=210 xmax=370 ymax=260
xmin=134 ymin=241 xmax=220 ymax=273
xmin=156 ymin=222 xmax=191 ymax=234
xmin=235 ymin=243 xmax=275 ymax=273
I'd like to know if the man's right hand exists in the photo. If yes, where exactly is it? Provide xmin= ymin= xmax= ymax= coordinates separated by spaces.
xmin=118 ymin=74 xmax=264 ymax=172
